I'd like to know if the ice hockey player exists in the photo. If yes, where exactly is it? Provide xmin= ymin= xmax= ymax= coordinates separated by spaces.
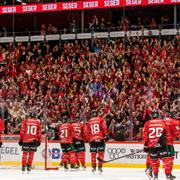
xmin=143 ymin=111 xmax=175 ymax=180
xmin=163 ymin=111 xmax=180 ymax=179
xmin=72 ymin=113 xmax=86 ymax=170
xmin=0 ymin=114 xmax=5 ymax=148
xmin=84 ymin=109 xmax=109 ymax=174
xmin=58 ymin=113 xmax=77 ymax=170
xmin=18 ymin=112 xmax=42 ymax=173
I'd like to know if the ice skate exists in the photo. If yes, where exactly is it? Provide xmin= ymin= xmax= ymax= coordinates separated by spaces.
xmin=27 ymin=165 xmax=31 ymax=174
xmin=166 ymin=174 xmax=174 ymax=180
xmin=92 ymin=166 xmax=96 ymax=174
xmin=21 ymin=166 xmax=25 ymax=174
xmin=153 ymin=174 xmax=158 ymax=180
xmin=170 ymin=174 xmax=176 ymax=179
xmin=70 ymin=164 xmax=79 ymax=171
xmin=98 ymin=167 xmax=103 ymax=174
xmin=145 ymin=167 xmax=153 ymax=180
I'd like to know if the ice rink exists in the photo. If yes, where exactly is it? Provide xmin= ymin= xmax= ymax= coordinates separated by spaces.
xmin=0 ymin=168 xmax=180 ymax=180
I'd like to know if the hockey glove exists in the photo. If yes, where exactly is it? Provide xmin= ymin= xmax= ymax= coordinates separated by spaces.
xmin=18 ymin=140 xmax=23 ymax=146
xmin=37 ymin=141 xmax=41 ymax=147
xmin=104 ymin=135 xmax=110 ymax=142
xmin=0 ymin=142 xmax=2 ymax=147
xmin=143 ymin=146 xmax=149 ymax=153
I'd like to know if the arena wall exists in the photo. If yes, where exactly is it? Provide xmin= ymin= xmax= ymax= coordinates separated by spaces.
xmin=0 ymin=141 xmax=180 ymax=169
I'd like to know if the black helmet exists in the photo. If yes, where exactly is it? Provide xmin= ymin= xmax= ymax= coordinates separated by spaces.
xmin=91 ymin=109 xmax=98 ymax=118
xmin=61 ymin=112 xmax=70 ymax=123
xmin=151 ymin=110 xmax=159 ymax=119
xmin=74 ymin=113 xmax=80 ymax=122
xmin=29 ymin=111 xmax=36 ymax=118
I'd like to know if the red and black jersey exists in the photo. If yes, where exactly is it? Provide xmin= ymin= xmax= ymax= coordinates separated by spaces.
xmin=20 ymin=118 xmax=42 ymax=143
xmin=0 ymin=118 xmax=5 ymax=143
xmin=84 ymin=116 xmax=108 ymax=142
xmin=164 ymin=117 xmax=180 ymax=145
xmin=72 ymin=122 xmax=85 ymax=141
xmin=143 ymin=118 xmax=170 ymax=148
xmin=58 ymin=123 xmax=74 ymax=144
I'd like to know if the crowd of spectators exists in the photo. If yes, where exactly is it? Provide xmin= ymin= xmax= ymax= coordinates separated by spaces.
xmin=0 ymin=35 xmax=179 ymax=141
xmin=0 ymin=13 xmax=173 ymax=38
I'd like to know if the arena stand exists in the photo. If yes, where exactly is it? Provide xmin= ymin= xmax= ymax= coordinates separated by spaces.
xmin=0 ymin=33 xmax=179 ymax=141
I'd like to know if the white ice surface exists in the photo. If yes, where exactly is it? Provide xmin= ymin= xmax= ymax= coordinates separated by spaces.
xmin=0 ymin=167 xmax=180 ymax=180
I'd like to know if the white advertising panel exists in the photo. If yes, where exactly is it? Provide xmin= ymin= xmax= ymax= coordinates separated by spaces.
xmin=0 ymin=142 xmax=180 ymax=168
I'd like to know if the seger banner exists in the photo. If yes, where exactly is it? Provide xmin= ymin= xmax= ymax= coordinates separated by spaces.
xmin=0 ymin=0 xmax=180 ymax=15
xmin=0 ymin=141 xmax=180 ymax=168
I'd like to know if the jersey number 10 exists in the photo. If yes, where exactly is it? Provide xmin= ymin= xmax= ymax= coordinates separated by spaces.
xmin=27 ymin=125 xmax=37 ymax=135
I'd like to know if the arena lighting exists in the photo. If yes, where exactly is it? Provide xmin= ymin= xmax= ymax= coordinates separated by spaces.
xmin=15 ymin=0 xmax=26 ymax=5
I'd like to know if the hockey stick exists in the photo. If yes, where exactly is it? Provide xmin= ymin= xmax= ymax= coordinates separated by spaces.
xmin=97 ymin=149 xmax=144 ymax=163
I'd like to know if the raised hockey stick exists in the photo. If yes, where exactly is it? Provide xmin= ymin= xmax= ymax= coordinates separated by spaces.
xmin=97 ymin=149 xmax=144 ymax=163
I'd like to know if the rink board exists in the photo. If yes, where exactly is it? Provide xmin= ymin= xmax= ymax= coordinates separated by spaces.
xmin=0 ymin=141 xmax=180 ymax=169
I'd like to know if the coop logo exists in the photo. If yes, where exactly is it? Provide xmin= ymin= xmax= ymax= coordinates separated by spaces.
xmin=41 ymin=148 xmax=61 ymax=159
xmin=107 ymin=148 xmax=126 ymax=159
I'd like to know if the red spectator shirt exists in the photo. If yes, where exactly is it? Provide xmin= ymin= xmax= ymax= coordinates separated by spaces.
xmin=84 ymin=116 xmax=108 ymax=142
xmin=20 ymin=119 xmax=42 ymax=143
xmin=72 ymin=122 xmax=85 ymax=141
xmin=0 ymin=118 xmax=5 ymax=143
xmin=58 ymin=123 xmax=73 ymax=144
xmin=164 ymin=117 xmax=180 ymax=145
xmin=143 ymin=118 xmax=170 ymax=148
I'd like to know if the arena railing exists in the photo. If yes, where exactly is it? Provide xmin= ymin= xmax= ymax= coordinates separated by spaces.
xmin=0 ymin=24 xmax=179 ymax=43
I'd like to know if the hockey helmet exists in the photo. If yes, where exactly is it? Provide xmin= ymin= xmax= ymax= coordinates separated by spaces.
xmin=29 ymin=111 xmax=36 ymax=118
xmin=91 ymin=109 xmax=98 ymax=118
xmin=151 ymin=110 xmax=159 ymax=119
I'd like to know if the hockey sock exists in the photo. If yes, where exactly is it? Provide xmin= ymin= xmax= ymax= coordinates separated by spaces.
xmin=22 ymin=151 xmax=28 ymax=167
xmin=60 ymin=154 xmax=65 ymax=165
xmin=169 ymin=157 xmax=174 ymax=172
xmin=79 ymin=151 xmax=85 ymax=166
xmin=69 ymin=151 xmax=76 ymax=166
xmin=162 ymin=157 xmax=173 ymax=175
xmin=146 ymin=154 xmax=151 ymax=168
xmin=75 ymin=152 xmax=79 ymax=166
xmin=91 ymin=152 xmax=97 ymax=168
xmin=151 ymin=158 xmax=160 ymax=175
xmin=63 ymin=152 xmax=69 ymax=165
xmin=27 ymin=151 xmax=35 ymax=167
xmin=98 ymin=151 xmax=104 ymax=168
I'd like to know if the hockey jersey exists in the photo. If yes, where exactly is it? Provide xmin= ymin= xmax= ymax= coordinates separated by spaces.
xmin=72 ymin=122 xmax=85 ymax=141
xmin=143 ymin=118 xmax=170 ymax=148
xmin=84 ymin=116 xmax=108 ymax=142
xmin=58 ymin=123 xmax=74 ymax=144
xmin=20 ymin=118 xmax=42 ymax=143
